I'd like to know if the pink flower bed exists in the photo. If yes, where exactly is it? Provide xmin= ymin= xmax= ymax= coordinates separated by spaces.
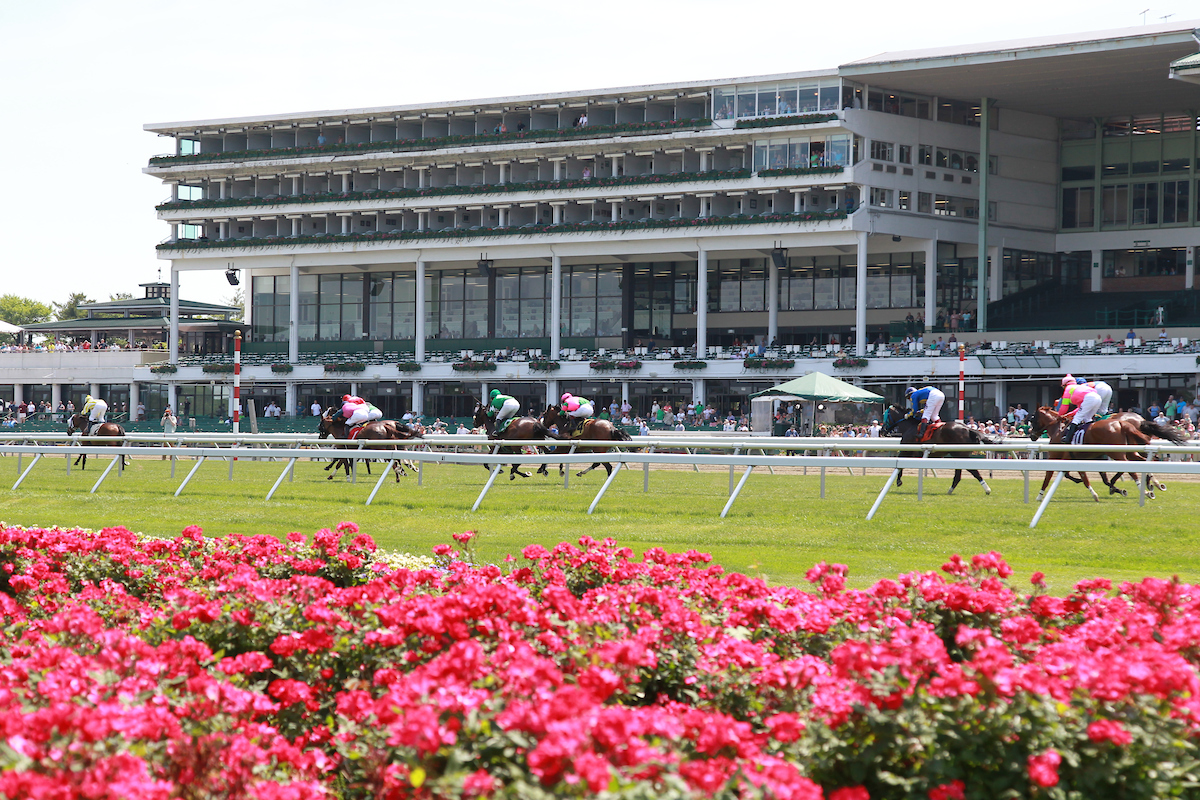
xmin=1 ymin=523 xmax=1199 ymax=798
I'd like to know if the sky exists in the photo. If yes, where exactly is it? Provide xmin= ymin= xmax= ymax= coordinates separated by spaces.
xmin=0 ymin=0 xmax=1195 ymax=313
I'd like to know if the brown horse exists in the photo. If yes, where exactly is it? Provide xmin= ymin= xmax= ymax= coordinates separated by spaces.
xmin=540 ymin=404 xmax=633 ymax=477
xmin=317 ymin=410 xmax=422 ymax=482
xmin=67 ymin=413 xmax=128 ymax=469
xmin=1028 ymin=407 xmax=1186 ymax=501
xmin=882 ymin=405 xmax=999 ymax=495
xmin=471 ymin=400 xmax=560 ymax=480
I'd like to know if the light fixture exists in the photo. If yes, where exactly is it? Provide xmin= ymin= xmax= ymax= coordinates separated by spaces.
xmin=892 ymin=235 xmax=902 ymax=242
xmin=369 ymin=278 xmax=386 ymax=297
xmin=477 ymin=254 xmax=494 ymax=278
xmin=770 ymin=245 xmax=788 ymax=269
xmin=225 ymin=264 xmax=240 ymax=286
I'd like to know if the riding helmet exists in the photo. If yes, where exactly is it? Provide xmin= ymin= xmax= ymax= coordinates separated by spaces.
xmin=1076 ymin=377 xmax=1088 ymax=385
xmin=489 ymin=389 xmax=501 ymax=400
xmin=1061 ymin=374 xmax=1075 ymax=387
xmin=561 ymin=392 xmax=572 ymax=403
xmin=342 ymin=395 xmax=351 ymax=402
xmin=904 ymin=387 xmax=915 ymax=398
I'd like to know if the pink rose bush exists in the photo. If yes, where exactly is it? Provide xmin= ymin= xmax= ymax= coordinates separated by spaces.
xmin=0 ymin=524 xmax=1199 ymax=798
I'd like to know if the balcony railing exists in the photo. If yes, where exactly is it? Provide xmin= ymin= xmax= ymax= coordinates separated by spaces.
xmin=733 ymin=113 xmax=839 ymax=130
xmin=156 ymin=209 xmax=849 ymax=251
xmin=148 ymin=118 xmax=713 ymax=167
xmin=155 ymin=169 xmax=758 ymax=212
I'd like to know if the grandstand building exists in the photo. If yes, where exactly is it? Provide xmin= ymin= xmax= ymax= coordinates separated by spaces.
xmin=7 ymin=21 xmax=1200 ymax=426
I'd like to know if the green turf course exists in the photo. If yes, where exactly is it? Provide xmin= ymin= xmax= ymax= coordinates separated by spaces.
xmin=2 ymin=453 xmax=1197 ymax=593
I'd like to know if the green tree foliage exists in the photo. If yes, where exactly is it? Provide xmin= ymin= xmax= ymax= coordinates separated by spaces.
xmin=108 ymin=292 xmax=134 ymax=301
xmin=53 ymin=292 xmax=95 ymax=321
xmin=0 ymin=294 xmax=52 ymax=326
xmin=224 ymin=288 xmax=245 ymax=322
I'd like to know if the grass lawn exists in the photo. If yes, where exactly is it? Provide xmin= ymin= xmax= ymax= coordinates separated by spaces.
xmin=1 ymin=452 xmax=1197 ymax=593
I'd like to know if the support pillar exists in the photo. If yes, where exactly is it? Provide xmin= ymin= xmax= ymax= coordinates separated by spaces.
xmin=692 ymin=378 xmax=705 ymax=406
xmin=767 ymin=255 xmax=779 ymax=345
xmin=13 ymin=384 xmax=23 ymax=410
xmin=550 ymin=254 xmax=562 ymax=357
xmin=285 ymin=381 xmax=297 ymax=417
xmin=699 ymin=150 xmax=709 ymax=172
xmin=51 ymin=384 xmax=61 ymax=414
xmin=994 ymin=380 xmax=1006 ymax=422
xmin=855 ymin=230 xmax=868 ymax=356
xmin=415 ymin=259 xmax=427 ymax=361
xmin=90 ymin=383 xmax=100 ymax=398
xmin=925 ymin=237 xmax=937 ymax=331
xmin=1186 ymin=246 xmax=1194 ymax=290
xmin=169 ymin=267 xmax=180 ymax=364
xmin=545 ymin=380 xmax=558 ymax=409
xmin=1091 ymin=248 xmax=1104 ymax=293
xmin=289 ymin=260 xmax=299 ymax=363
xmin=621 ymin=381 xmax=630 ymax=404
xmin=611 ymin=201 xmax=620 ymax=222
xmin=696 ymin=249 xmax=708 ymax=357
xmin=129 ymin=382 xmax=139 ymax=421
xmin=411 ymin=380 xmax=423 ymax=417
xmin=988 ymin=245 xmax=1001 ymax=305
xmin=977 ymin=97 xmax=992 ymax=332
xmin=168 ymin=382 xmax=177 ymax=413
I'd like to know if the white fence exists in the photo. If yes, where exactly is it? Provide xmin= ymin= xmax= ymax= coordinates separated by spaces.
xmin=1 ymin=433 xmax=1197 ymax=528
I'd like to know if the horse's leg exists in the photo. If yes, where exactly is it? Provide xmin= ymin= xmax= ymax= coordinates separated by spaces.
xmin=1102 ymin=460 xmax=1129 ymax=497
xmin=576 ymin=462 xmax=602 ymax=477
xmin=947 ymin=469 xmax=962 ymax=495
xmin=966 ymin=469 xmax=991 ymax=495
xmin=1063 ymin=473 xmax=1084 ymax=484
xmin=895 ymin=468 xmax=903 ymax=488
xmin=1036 ymin=470 xmax=1054 ymax=501
xmin=1079 ymin=472 xmax=1099 ymax=502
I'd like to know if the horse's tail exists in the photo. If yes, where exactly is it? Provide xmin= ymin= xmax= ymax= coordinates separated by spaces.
xmin=615 ymin=425 xmax=633 ymax=442
xmin=970 ymin=429 xmax=1003 ymax=446
xmin=533 ymin=422 xmax=563 ymax=441
xmin=1137 ymin=418 xmax=1189 ymax=444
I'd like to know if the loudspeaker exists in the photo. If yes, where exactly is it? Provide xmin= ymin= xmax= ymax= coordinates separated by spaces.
xmin=477 ymin=260 xmax=494 ymax=278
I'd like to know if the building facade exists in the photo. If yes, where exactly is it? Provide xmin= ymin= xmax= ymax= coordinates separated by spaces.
xmin=6 ymin=22 xmax=1200 ymax=425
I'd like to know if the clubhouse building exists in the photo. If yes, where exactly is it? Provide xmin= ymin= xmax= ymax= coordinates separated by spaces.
xmin=6 ymin=21 xmax=1200 ymax=424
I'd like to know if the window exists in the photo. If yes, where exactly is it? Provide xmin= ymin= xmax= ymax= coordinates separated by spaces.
xmin=918 ymin=145 xmax=932 ymax=166
xmin=366 ymin=272 xmax=417 ymax=340
xmin=918 ymin=192 xmax=932 ymax=214
xmin=935 ymin=147 xmax=979 ymax=172
xmin=178 ymin=223 xmax=202 ymax=240
xmin=179 ymin=139 xmax=200 ymax=155
xmin=564 ymin=265 xmax=622 ymax=336
xmin=250 ymin=275 xmax=291 ymax=343
xmin=870 ymin=187 xmax=893 ymax=208
xmin=1101 ymin=185 xmax=1128 ymax=227
xmin=937 ymin=98 xmax=996 ymax=128
xmin=898 ymin=191 xmax=911 ymax=211
xmin=1060 ymin=187 xmax=1094 ymax=229
xmin=1061 ymin=166 xmax=1094 ymax=181
xmin=898 ymin=145 xmax=912 ymax=164
xmin=865 ymin=88 xmax=931 ymax=119
xmin=1132 ymin=183 xmax=1158 ymax=225
xmin=870 ymin=140 xmax=894 ymax=161
xmin=495 ymin=267 xmax=546 ymax=338
xmin=934 ymin=195 xmax=979 ymax=219
xmin=1162 ymin=180 xmax=1189 ymax=224
xmin=177 ymin=185 xmax=202 ymax=201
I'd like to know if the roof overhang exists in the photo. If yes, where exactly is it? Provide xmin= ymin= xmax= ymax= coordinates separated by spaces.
xmin=840 ymin=21 xmax=1200 ymax=118
xmin=1170 ymin=49 xmax=1200 ymax=85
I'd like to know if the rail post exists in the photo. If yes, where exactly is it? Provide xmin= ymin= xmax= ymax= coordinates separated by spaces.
xmin=90 ymin=455 xmax=122 ymax=495
xmin=1029 ymin=470 xmax=1065 ymax=528
xmin=265 ymin=458 xmax=298 ymax=501
xmin=175 ymin=456 xmax=207 ymax=497
xmin=233 ymin=330 xmax=241 ymax=435
xmin=472 ymin=464 xmax=504 ymax=511
xmin=587 ymin=461 xmax=622 ymax=515
xmin=721 ymin=466 xmax=754 ymax=518
xmin=365 ymin=458 xmax=392 ymax=506
xmin=866 ymin=468 xmax=900 ymax=520
xmin=11 ymin=453 xmax=42 ymax=491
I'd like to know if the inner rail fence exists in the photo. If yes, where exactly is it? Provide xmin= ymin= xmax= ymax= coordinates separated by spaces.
xmin=1 ymin=433 xmax=1197 ymax=528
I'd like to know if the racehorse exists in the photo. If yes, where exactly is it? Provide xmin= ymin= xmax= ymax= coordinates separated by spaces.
xmin=540 ymin=404 xmax=633 ymax=477
xmin=882 ymin=405 xmax=999 ymax=495
xmin=67 ymin=413 xmax=128 ymax=470
xmin=471 ymin=400 xmax=560 ymax=480
xmin=1027 ymin=407 xmax=1186 ymax=502
xmin=317 ymin=411 xmax=422 ymax=482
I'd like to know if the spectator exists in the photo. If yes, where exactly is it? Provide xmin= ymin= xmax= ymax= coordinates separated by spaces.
xmin=1126 ymin=328 xmax=1137 ymax=342
xmin=310 ymin=400 xmax=322 ymax=417
xmin=136 ymin=401 xmax=146 ymax=422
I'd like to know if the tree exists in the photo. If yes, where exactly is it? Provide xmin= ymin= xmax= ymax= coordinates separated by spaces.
xmin=224 ymin=288 xmax=245 ymax=322
xmin=0 ymin=294 xmax=52 ymax=326
xmin=53 ymin=292 xmax=95 ymax=321
xmin=108 ymin=292 xmax=133 ymax=301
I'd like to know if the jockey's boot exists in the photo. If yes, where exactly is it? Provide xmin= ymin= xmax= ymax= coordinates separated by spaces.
xmin=916 ymin=419 xmax=929 ymax=441
xmin=1061 ymin=422 xmax=1077 ymax=444
xmin=563 ymin=417 xmax=579 ymax=438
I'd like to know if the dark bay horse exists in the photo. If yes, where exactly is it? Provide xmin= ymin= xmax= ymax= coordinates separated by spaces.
xmin=1028 ymin=407 xmax=1186 ymax=502
xmin=67 ymin=413 xmax=128 ymax=470
xmin=882 ymin=405 xmax=999 ymax=495
xmin=540 ymin=404 xmax=633 ymax=477
xmin=471 ymin=400 xmax=560 ymax=480
xmin=317 ymin=411 xmax=422 ymax=482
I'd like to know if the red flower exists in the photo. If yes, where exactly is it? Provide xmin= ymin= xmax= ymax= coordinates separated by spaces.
xmin=829 ymin=787 xmax=870 ymax=800
xmin=928 ymin=780 xmax=965 ymax=800
xmin=1027 ymin=750 xmax=1061 ymax=787
xmin=1087 ymin=719 xmax=1132 ymax=745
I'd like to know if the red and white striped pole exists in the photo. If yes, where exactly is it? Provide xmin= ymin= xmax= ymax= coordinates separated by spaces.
xmin=233 ymin=330 xmax=242 ymax=434
xmin=958 ymin=345 xmax=966 ymax=421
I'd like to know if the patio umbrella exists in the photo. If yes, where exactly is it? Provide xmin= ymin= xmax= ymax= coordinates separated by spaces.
xmin=751 ymin=372 xmax=883 ymax=433
xmin=0 ymin=320 xmax=22 ymax=334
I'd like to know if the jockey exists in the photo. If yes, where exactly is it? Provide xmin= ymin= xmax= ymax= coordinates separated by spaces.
xmin=559 ymin=392 xmax=594 ymax=437
xmin=1076 ymin=376 xmax=1114 ymax=414
xmin=1056 ymin=374 xmax=1102 ymax=443
xmin=486 ymin=388 xmax=520 ymax=434
xmin=905 ymin=385 xmax=944 ymax=440
xmin=81 ymin=394 xmax=107 ymax=434
xmin=340 ymin=394 xmax=382 ymax=430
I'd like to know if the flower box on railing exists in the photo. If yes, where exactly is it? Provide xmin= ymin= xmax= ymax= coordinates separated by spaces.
xmin=590 ymin=359 xmax=642 ymax=371
xmin=324 ymin=361 xmax=366 ymax=373
xmin=673 ymin=360 xmax=708 ymax=370
xmin=528 ymin=359 xmax=561 ymax=372
xmin=396 ymin=362 xmax=422 ymax=373
xmin=756 ymin=166 xmax=845 ymax=178
xmin=734 ymin=113 xmax=839 ymax=129
xmin=270 ymin=363 xmax=294 ymax=374
xmin=201 ymin=363 xmax=235 ymax=374
xmin=833 ymin=357 xmax=869 ymax=368
xmin=452 ymin=360 xmax=497 ymax=372
xmin=149 ymin=364 xmax=178 ymax=374
xmin=743 ymin=357 xmax=795 ymax=369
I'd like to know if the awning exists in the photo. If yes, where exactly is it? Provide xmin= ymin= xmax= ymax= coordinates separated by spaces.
xmin=751 ymin=371 xmax=884 ymax=403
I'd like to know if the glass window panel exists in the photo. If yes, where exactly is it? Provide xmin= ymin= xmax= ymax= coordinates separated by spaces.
xmin=393 ymin=304 xmax=415 ymax=339
xmin=753 ymin=142 xmax=768 ymax=171
xmin=440 ymin=272 xmax=464 ymax=302
xmin=319 ymin=274 xmax=342 ymax=303
xmin=394 ymin=274 xmax=415 ymax=302
xmin=497 ymin=273 xmax=520 ymax=300
xmin=298 ymin=304 xmax=317 ymax=341
xmin=788 ymin=139 xmax=809 ymax=168
xmin=298 ymin=275 xmax=318 ymax=305
xmin=756 ymin=86 xmax=775 ymax=116
xmin=341 ymin=303 xmax=363 ymax=340
xmin=597 ymin=296 xmax=622 ymax=337
xmin=1132 ymin=183 xmax=1159 ymax=225
xmin=521 ymin=270 xmax=546 ymax=298
xmin=891 ymin=272 xmax=915 ymax=308
xmin=463 ymin=299 xmax=488 ymax=338
xmin=778 ymin=88 xmax=798 ymax=114
xmin=571 ymin=268 xmax=596 ymax=297
xmin=839 ymin=273 xmax=857 ymax=309
xmin=439 ymin=304 xmax=463 ymax=338
xmin=319 ymin=309 xmax=339 ymax=341
xmin=370 ymin=303 xmax=392 ymax=340
xmin=797 ymin=83 xmax=819 ymax=113
xmin=736 ymin=90 xmax=756 ymax=118
xmin=714 ymin=86 xmax=735 ymax=120
xmin=597 ymin=268 xmax=621 ymax=296
xmin=464 ymin=275 xmax=488 ymax=300
xmin=719 ymin=279 xmax=740 ymax=312
xmin=866 ymin=274 xmax=890 ymax=308
xmin=826 ymin=135 xmax=850 ymax=166
xmin=819 ymin=83 xmax=839 ymax=110
xmin=252 ymin=276 xmax=273 ymax=310
xmin=497 ymin=299 xmax=520 ymax=338
xmin=570 ymin=297 xmax=595 ymax=336
xmin=768 ymin=142 xmax=789 ymax=169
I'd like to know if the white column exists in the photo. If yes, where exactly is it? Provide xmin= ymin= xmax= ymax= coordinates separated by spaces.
xmin=415 ymin=259 xmax=427 ymax=361
xmin=545 ymin=380 xmax=558 ymax=409
xmin=1187 ymin=246 xmax=1195 ymax=290
xmin=51 ymin=383 xmax=61 ymax=413
xmin=793 ymin=191 xmax=802 ymax=213
xmin=90 ymin=383 xmax=100 ymax=398
xmin=552 ymin=205 xmax=562 ymax=224
xmin=498 ymin=162 xmax=508 ymax=185
xmin=219 ymin=221 xmax=228 ymax=240
xmin=411 ymin=381 xmax=423 ymax=417
xmin=291 ymin=218 xmax=300 ymax=237
xmin=767 ymin=255 xmax=779 ymax=345
xmin=1091 ymin=248 xmax=1103 ymax=293
xmin=621 ymin=381 xmax=629 ymax=404
xmin=611 ymin=201 xmax=620 ymax=222
xmin=696 ymin=249 xmax=708 ymax=357
xmin=988 ymin=245 xmax=1001 ymax=304
xmin=169 ymin=266 xmax=180 ymax=364
xmin=553 ymin=160 xmax=562 ymax=181
xmin=13 ymin=384 xmax=23 ymax=409
xmin=285 ymin=382 xmax=297 ymax=417
xmin=692 ymin=378 xmax=705 ymax=406
xmin=855 ymin=231 xmax=868 ymax=356
xmin=498 ymin=207 xmax=507 ymax=227
xmin=550 ymin=254 xmax=563 ymax=357
xmin=699 ymin=150 xmax=709 ymax=172
xmin=925 ymin=238 xmax=937 ymax=332
xmin=994 ymin=381 xmax=1007 ymax=421
xmin=340 ymin=215 xmax=350 ymax=235
xmin=342 ymin=173 xmax=350 ymax=193
xmin=418 ymin=169 xmax=427 ymax=189
xmin=129 ymin=382 xmax=139 ymax=420
xmin=289 ymin=261 xmax=299 ymax=363
xmin=168 ymin=382 xmax=177 ymax=413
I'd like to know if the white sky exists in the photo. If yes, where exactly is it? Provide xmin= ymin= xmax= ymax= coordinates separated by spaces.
xmin=0 ymin=0 xmax=1193 ymax=310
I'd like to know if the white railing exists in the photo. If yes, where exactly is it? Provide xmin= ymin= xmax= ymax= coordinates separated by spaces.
xmin=1 ymin=433 xmax=1194 ymax=527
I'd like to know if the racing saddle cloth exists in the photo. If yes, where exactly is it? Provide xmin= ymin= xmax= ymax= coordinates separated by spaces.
xmin=917 ymin=419 xmax=945 ymax=443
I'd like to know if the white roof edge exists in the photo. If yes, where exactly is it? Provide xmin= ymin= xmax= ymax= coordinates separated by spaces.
xmin=143 ymin=68 xmax=837 ymax=134
xmin=840 ymin=19 xmax=1200 ymax=70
